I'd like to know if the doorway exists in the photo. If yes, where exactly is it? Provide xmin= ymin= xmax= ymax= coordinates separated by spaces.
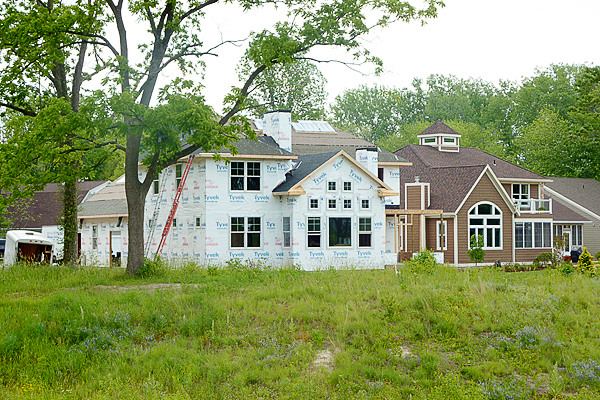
xmin=109 ymin=231 xmax=122 ymax=267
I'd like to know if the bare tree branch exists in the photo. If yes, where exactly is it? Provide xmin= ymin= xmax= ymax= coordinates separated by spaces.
xmin=0 ymin=102 xmax=37 ymax=117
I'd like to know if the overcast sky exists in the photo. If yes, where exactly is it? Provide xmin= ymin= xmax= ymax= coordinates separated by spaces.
xmin=190 ymin=0 xmax=600 ymax=113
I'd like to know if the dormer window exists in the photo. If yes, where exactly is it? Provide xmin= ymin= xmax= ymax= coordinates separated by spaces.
xmin=443 ymin=137 xmax=456 ymax=144
xmin=423 ymin=138 xmax=436 ymax=144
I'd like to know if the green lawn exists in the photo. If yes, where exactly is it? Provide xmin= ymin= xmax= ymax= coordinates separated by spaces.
xmin=1 ymin=262 xmax=600 ymax=399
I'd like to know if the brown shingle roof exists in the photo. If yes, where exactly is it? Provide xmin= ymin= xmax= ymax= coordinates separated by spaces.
xmin=548 ymin=197 xmax=590 ymax=223
xmin=417 ymin=120 xmax=459 ymax=136
xmin=397 ymin=144 xmax=545 ymax=180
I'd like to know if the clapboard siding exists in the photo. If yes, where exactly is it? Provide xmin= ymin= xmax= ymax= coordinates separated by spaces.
xmin=425 ymin=217 xmax=454 ymax=264
xmin=457 ymin=173 xmax=513 ymax=264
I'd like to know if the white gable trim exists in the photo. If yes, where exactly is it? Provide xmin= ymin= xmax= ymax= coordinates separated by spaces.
xmin=454 ymin=165 xmax=517 ymax=215
xmin=285 ymin=151 xmax=396 ymax=195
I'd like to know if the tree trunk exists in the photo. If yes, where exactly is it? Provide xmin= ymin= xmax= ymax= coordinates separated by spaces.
xmin=125 ymin=132 xmax=147 ymax=275
xmin=62 ymin=172 xmax=79 ymax=265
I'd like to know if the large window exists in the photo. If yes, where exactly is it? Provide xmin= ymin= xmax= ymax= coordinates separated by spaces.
xmin=515 ymin=221 xmax=552 ymax=248
xmin=307 ymin=217 xmax=321 ymax=248
xmin=283 ymin=217 xmax=291 ymax=248
xmin=468 ymin=202 xmax=502 ymax=249
xmin=572 ymin=225 xmax=583 ymax=246
xmin=230 ymin=217 xmax=261 ymax=248
xmin=329 ymin=217 xmax=351 ymax=247
xmin=512 ymin=183 xmax=530 ymax=209
xmin=359 ymin=217 xmax=372 ymax=248
xmin=437 ymin=220 xmax=447 ymax=251
xmin=231 ymin=161 xmax=261 ymax=191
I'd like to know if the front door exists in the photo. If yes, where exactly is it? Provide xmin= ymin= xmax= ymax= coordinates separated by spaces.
xmin=110 ymin=231 xmax=122 ymax=267
xmin=563 ymin=231 xmax=571 ymax=255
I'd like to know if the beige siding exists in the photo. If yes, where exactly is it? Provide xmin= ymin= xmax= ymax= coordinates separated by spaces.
xmin=425 ymin=217 xmax=454 ymax=264
xmin=458 ymin=174 xmax=513 ymax=264
xmin=406 ymin=186 xmax=421 ymax=210
xmin=584 ymin=224 xmax=600 ymax=256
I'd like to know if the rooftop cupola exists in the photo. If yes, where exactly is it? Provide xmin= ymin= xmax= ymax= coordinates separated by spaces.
xmin=417 ymin=120 xmax=461 ymax=152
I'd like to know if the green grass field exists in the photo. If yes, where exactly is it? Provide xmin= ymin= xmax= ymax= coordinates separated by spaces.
xmin=1 ymin=261 xmax=600 ymax=399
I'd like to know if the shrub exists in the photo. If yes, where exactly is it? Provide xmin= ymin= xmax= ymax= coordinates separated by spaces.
xmin=578 ymin=247 xmax=596 ymax=277
xmin=533 ymin=252 xmax=554 ymax=269
xmin=467 ymin=234 xmax=485 ymax=266
xmin=407 ymin=249 xmax=436 ymax=274
xmin=596 ymin=251 xmax=600 ymax=262
xmin=559 ymin=261 xmax=576 ymax=276
xmin=137 ymin=257 xmax=167 ymax=278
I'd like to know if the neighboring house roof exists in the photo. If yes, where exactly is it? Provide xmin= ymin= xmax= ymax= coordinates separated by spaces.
xmin=78 ymin=180 xmax=128 ymax=218
xmin=545 ymin=177 xmax=600 ymax=219
xmin=397 ymin=144 xmax=547 ymax=181
xmin=273 ymin=150 xmax=396 ymax=196
xmin=548 ymin=196 xmax=590 ymax=223
xmin=3 ymin=181 xmax=108 ymax=229
xmin=252 ymin=119 xmax=410 ymax=164
xmin=189 ymin=136 xmax=297 ymax=159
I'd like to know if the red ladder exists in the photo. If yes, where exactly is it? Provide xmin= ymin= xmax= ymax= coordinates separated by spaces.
xmin=154 ymin=155 xmax=194 ymax=260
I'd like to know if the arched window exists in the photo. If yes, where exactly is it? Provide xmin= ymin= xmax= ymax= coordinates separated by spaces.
xmin=468 ymin=202 xmax=502 ymax=249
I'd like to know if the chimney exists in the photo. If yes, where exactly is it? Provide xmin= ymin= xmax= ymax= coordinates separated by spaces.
xmin=262 ymin=110 xmax=292 ymax=153
xmin=356 ymin=147 xmax=378 ymax=177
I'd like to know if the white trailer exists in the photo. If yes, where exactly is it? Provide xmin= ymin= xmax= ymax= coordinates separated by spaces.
xmin=3 ymin=230 xmax=54 ymax=267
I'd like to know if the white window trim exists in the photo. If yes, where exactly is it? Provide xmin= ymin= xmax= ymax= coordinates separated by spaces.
xmin=343 ymin=181 xmax=352 ymax=192
xmin=230 ymin=216 xmax=263 ymax=249
xmin=327 ymin=198 xmax=338 ymax=210
xmin=230 ymin=161 xmax=262 ymax=192
xmin=343 ymin=198 xmax=353 ymax=210
xmin=512 ymin=183 xmax=530 ymax=207
xmin=468 ymin=202 xmax=503 ymax=250
xmin=308 ymin=197 xmax=320 ymax=211
xmin=514 ymin=220 xmax=552 ymax=249
xmin=436 ymin=220 xmax=447 ymax=251
xmin=328 ymin=216 xmax=353 ymax=248
xmin=358 ymin=216 xmax=372 ymax=248
xmin=360 ymin=198 xmax=371 ymax=210
xmin=327 ymin=180 xmax=338 ymax=192
xmin=307 ymin=216 xmax=322 ymax=249
xmin=283 ymin=216 xmax=291 ymax=248
xmin=92 ymin=224 xmax=99 ymax=251
xmin=194 ymin=215 xmax=203 ymax=229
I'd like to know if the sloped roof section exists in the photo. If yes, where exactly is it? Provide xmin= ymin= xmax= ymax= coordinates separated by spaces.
xmin=190 ymin=136 xmax=296 ymax=157
xmin=548 ymin=196 xmax=590 ymax=223
xmin=398 ymin=144 xmax=546 ymax=180
xmin=78 ymin=180 xmax=128 ymax=218
xmin=546 ymin=177 xmax=600 ymax=217
xmin=417 ymin=120 xmax=460 ymax=136
xmin=3 ymin=181 xmax=108 ymax=229
xmin=273 ymin=152 xmax=338 ymax=193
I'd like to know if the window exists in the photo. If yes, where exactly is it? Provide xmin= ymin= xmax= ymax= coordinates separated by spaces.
xmin=378 ymin=168 xmax=384 ymax=181
xmin=309 ymin=198 xmax=319 ymax=210
xmin=424 ymin=138 xmax=436 ymax=144
xmin=343 ymin=181 xmax=352 ymax=191
xmin=437 ymin=220 xmax=447 ymax=251
xmin=328 ymin=199 xmax=337 ymax=210
xmin=328 ymin=181 xmax=337 ymax=191
xmin=343 ymin=199 xmax=352 ymax=209
xmin=572 ymin=225 xmax=583 ymax=246
xmin=512 ymin=183 xmax=530 ymax=209
xmin=443 ymin=137 xmax=456 ymax=144
xmin=153 ymin=178 xmax=159 ymax=195
xmin=361 ymin=199 xmax=370 ymax=210
xmin=172 ymin=218 xmax=177 ymax=228
xmin=468 ymin=202 xmax=502 ymax=249
xmin=195 ymin=216 xmax=202 ymax=228
xmin=359 ymin=217 xmax=372 ymax=248
xmin=283 ymin=217 xmax=291 ymax=248
xmin=92 ymin=225 xmax=98 ymax=251
xmin=231 ymin=161 xmax=261 ymax=191
xmin=176 ymin=164 xmax=183 ymax=189
xmin=329 ymin=217 xmax=351 ymax=247
xmin=515 ymin=221 xmax=551 ymax=248
xmin=230 ymin=217 xmax=261 ymax=248
xmin=307 ymin=217 xmax=321 ymax=248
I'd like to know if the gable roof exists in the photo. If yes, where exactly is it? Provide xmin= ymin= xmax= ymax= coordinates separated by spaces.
xmin=548 ymin=196 xmax=590 ymax=223
xmin=545 ymin=177 xmax=600 ymax=219
xmin=273 ymin=151 xmax=396 ymax=196
xmin=78 ymin=180 xmax=128 ymax=218
xmin=397 ymin=144 xmax=548 ymax=181
xmin=189 ymin=136 xmax=297 ymax=159
xmin=3 ymin=181 xmax=108 ymax=229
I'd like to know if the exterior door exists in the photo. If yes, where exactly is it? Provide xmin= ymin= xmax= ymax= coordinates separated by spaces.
xmin=110 ymin=231 xmax=122 ymax=267
xmin=563 ymin=231 xmax=571 ymax=255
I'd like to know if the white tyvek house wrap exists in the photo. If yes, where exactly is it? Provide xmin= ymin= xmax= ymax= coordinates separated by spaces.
xmin=282 ymin=154 xmax=388 ymax=270
xmin=382 ymin=166 xmax=401 ymax=206
xmin=80 ymin=217 xmax=128 ymax=266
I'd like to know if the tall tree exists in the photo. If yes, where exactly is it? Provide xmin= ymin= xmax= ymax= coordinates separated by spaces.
xmin=98 ymin=0 xmax=445 ymax=274
xmin=0 ymin=0 xmax=115 ymax=264
xmin=241 ymin=59 xmax=327 ymax=120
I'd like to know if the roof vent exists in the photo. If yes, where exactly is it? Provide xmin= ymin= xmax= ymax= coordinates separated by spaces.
xmin=414 ymin=176 xmax=420 ymax=183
